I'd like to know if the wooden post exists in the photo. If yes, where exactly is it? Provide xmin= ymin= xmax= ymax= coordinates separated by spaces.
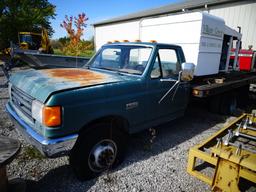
xmin=0 ymin=166 xmax=8 ymax=192
xmin=0 ymin=136 xmax=21 ymax=191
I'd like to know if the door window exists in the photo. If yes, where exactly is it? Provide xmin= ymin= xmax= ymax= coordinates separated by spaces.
xmin=150 ymin=48 xmax=180 ymax=78
xmin=159 ymin=49 xmax=179 ymax=78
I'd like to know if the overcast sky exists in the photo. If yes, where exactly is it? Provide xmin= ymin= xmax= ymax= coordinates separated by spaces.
xmin=48 ymin=0 xmax=179 ymax=40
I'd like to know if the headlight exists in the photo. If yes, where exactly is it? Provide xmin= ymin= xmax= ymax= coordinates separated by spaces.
xmin=32 ymin=100 xmax=62 ymax=127
xmin=32 ymin=100 xmax=44 ymax=123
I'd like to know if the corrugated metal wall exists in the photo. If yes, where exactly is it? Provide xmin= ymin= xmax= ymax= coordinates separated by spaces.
xmin=210 ymin=2 xmax=256 ymax=49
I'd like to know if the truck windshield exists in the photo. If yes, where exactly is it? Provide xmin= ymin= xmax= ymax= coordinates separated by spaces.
xmin=88 ymin=45 xmax=152 ymax=75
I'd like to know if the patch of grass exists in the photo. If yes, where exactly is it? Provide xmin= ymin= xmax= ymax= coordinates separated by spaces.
xmin=53 ymin=48 xmax=63 ymax=55
xmin=22 ymin=146 xmax=44 ymax=160
xmin=53 ymin=49 xmax=95 ymax=58
xmin=79 ymin=50 xmax=95 ymax=57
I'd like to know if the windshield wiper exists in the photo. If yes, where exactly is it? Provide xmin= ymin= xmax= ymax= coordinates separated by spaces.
xmin=83 ymin=64 xmax=90 ymax=69
xmin=97 ymin=66 xmax=117 ymax=72
xmin=118 ymin=68 xmax=142 ymax=75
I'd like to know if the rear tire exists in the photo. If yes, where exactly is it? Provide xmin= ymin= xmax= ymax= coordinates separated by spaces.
xmin=209 ymin=95 xmax=222 ymax=113
xmin=237 ymin=85 xmax=250 ymax=108
xmin=219 ymin=93 xmax=237 ymax=115
xmin=69 ymin=122 xmax=127 ymax=180
xmin=209 ymin=92 xmax=238 ymax=115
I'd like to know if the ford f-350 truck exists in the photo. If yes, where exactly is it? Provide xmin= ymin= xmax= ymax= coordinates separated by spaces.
xmin=6 ymin=42 xmax=256 ymax=180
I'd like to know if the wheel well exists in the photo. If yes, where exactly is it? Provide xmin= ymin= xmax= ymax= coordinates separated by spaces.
xmin=79 ymin=115 xmax=129 ymax=135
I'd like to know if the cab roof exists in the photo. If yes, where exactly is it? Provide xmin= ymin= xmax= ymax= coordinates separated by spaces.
xmin=102 ymin=42 xmax=182 ymax=49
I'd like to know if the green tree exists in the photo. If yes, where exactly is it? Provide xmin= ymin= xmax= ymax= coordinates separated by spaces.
xmin=50 ymin=39 xmax=62 ymax=49
xmin=58 ymin=36 xmax=70 ymax=46
xmin=0 ymin=0 xmax=56 ymax=50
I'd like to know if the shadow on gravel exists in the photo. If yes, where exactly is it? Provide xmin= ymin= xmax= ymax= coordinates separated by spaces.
xmin=23 ymin=98 xmax=256 ymax=192
xmin=126 ymin=95 xmax=256 ymax=162
xmin=124 ymin=101 xmax=227 ymax=165
xmin=25 ymin=165 xmax=96 ymax=192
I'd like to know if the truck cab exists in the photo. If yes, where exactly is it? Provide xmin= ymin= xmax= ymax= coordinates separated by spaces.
xmin=6 ymin=42 xmax=193 ymax=180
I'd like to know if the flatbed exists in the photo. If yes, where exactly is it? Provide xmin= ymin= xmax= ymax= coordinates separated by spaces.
xmin=191 ymin=72 xmax=256 ymax=98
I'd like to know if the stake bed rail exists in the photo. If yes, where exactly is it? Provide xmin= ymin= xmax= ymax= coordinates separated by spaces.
xmin=187 ymin=111 xmax=256 ymax=192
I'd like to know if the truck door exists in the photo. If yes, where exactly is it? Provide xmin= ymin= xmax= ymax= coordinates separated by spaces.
xmin=147 ymin=46 xmax=190 ymax=121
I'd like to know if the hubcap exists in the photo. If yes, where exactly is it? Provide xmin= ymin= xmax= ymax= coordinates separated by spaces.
xmin=88 ymin=139 xmax=117 ymax=172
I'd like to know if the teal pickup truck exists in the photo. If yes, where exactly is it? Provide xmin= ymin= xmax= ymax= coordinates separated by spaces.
xmin=6 ymin=42 xmax=195 ymax=179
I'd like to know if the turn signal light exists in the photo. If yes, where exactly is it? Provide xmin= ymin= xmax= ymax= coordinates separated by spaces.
xmin=43 ymin=106 xmax=62 ymax=127
xmin=192 ymin=89 xmax=200 ymax=96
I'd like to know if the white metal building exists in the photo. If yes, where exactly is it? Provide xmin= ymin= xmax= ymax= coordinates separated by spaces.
xmin=210 ymin=3 xmax=256 ymax=49
xmin=93 ymin=0 xmax=256 ymax=50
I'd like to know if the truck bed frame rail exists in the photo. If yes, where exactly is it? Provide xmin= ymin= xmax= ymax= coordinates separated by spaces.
xmin=192 ymin=72 xmax=256 ymax=97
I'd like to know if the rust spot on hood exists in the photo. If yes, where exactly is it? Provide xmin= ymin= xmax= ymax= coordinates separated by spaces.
xmin=43 ymin=68 xmax=108 ymax=86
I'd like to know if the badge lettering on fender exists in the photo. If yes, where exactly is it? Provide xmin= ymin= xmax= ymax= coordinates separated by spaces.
xmin=126 ymin=102 xmax=138 ymax=110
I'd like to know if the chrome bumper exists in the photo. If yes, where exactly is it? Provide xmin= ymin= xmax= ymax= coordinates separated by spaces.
xmin=6 ymin=102 xmax=78 ymax=158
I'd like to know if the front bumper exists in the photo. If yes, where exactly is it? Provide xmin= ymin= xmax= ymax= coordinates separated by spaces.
xmin=6 ymin=102 xmax=78 ymax=157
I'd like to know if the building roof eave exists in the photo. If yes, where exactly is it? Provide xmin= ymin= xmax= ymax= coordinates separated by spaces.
xmin=93 ymin=0 xmax=254 ymax=27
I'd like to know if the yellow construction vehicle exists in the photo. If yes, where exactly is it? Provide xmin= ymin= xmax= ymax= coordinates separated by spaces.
xmin=18 ymin=31 xmax=41 ymax=50
xmin=18 ymin=28 xmax=53 ymax=54
xmin=187 ymin=111 xmax=256 ymax=191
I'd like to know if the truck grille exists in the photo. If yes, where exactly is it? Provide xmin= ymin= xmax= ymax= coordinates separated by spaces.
xmin=11 ymin=85 xmax=34 ymax=122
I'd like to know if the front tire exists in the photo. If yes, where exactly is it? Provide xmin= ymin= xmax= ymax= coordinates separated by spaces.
xmin=69 ymin=122 xmax=126 ymax=180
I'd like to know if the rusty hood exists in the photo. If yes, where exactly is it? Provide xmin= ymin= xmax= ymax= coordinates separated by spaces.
xmin=9 ymin=68 xmax=126 ymax=103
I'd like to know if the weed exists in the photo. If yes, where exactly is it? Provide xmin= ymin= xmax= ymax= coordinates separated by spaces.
xmin=21 ymin=146 xmax=44 ymax=160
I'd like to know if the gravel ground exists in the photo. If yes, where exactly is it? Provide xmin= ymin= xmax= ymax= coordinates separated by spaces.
xmin=0 ymin=67 xmax=254 ymax=192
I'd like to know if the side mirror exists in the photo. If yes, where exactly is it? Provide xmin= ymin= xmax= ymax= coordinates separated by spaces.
xmin=181 ymin=62 xmax=195 ymax=81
